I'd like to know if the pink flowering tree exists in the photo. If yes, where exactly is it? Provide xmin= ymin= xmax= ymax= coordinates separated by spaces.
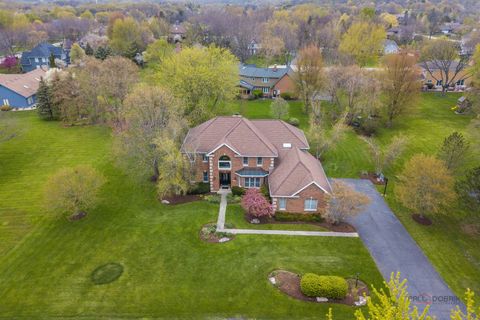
xmin=241 ymin=189 xmax=274 ymax=218
xmin=0 ymin=56 xmax=18 ymax=71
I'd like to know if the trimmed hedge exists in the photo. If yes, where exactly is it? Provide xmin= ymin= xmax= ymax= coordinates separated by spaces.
xmin=252 ymin=89 xmax=263 ymax=99
xmin=280 ymin=92 xmax=295 ymax=100
xmin=288 ymin=117 xmax=300 ymax=127
xmin=275 ymin=211 xmax=323 ymax=222
xmin=300 ymin=273 xmax=348 ymax=299
xmin=231 ymin=186 xmax=246 ymax=196
xmin=0 ymin=105 xmax=12 ymax=111
xmin=188 ymin=182 xmax=210 ymax=195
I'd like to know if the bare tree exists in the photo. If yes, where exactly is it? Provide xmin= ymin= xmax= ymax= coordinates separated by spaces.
xmin=294 ymin=45 xmax=324 ymax=114
xmin=361 ymin=135 xmax=408 ymax=179
xmin=324 ymin=180 xmax=370 ymax=224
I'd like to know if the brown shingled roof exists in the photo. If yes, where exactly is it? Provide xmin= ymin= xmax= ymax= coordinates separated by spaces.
xmin=268 ymin=147 xmax=332 ymax=197
xmin=0 ymin=68 xmax=46 ymax=98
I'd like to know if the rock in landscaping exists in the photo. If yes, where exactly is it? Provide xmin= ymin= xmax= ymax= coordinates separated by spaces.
xmin=219 ymin=237 xmax=231 ymax=243
xmin=316 ymin=297 xmax=328 ymax=302
xmin=161 ymin=200 xmax=170 ymax=204
xmin=354 ymin=296 xmax=367 ymax=306
xmin=250 ymin=218 xmax=260 ymax=224
xmin=269 ymin=277 xmax=276 ymax=285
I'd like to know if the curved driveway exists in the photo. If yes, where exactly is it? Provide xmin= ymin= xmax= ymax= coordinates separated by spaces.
xmin=340 ymin=179 xmax=464 ymax=320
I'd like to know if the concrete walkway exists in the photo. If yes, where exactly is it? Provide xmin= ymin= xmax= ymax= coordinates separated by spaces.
xmin=341 ymin=179 xmax=464 ymax=319
xmin=215 ymin=189 xmax=358 ymax=237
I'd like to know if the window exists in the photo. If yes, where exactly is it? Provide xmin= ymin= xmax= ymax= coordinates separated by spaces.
xmin=436 ymin=80 xmax=443 ymax=86
xmin=203 ymin=171 xmax=209 ymax=183
xmin=256 ymin=157 xmax=263 ymax=166
xmin=243 ymin=157 xmax=249 ymax=166
xmin=262 ymin=87 xmax=269 ymax=94
xmin=262 ymin=77 xmax=268 ymax=83
xmin=456 ymin=79 xmax=465 ymax=86
xmin=34 ymin=57 xmax=39 ymax=63
xmin=218 ymin=155 xmax=231 ymax=169
xmin=27 ymin=97 xmax=33 ymax=105
xmin=245 ymin=177 xmax=261 ymax=188
xmin=278 ymin=198 xmax=287 ymax=210
xmin=202 ymin=154 xmax=208 ymax=162
xmin=3 ymin=99 xmax=9 ymax=106
xmin=304 ymin=198 xmax=318 ymax=211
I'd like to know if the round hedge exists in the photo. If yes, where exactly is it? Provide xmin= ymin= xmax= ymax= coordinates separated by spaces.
xmin=300 ymin=273 xmax=348 ymax=299
xmin=91 ymin=263 xmax=124 ymax=285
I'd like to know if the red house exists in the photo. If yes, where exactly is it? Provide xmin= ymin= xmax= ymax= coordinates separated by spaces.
xmin=181 ymin=116 xmax=332 ymax=214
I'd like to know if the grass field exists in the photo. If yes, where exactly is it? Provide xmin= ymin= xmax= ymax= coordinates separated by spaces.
xmin=0 ymin=112 xmax=383 ymax=318
xmin=234 ymin=93 xmax=480 ymax=298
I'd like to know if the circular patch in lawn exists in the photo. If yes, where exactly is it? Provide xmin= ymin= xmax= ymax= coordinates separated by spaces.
xmin=91 ymin=263 xmax=124 ymax=285
xmin=461 ymin=223 xmax=480 ymax=237
xmin=68 ymin=211 xmax=87 ymax=221
xmin=268 ymin=270 xmax=369 ymax=306
xmin=412 ymin=214 xmax=432 ymax=226
xmin=199 ymin=223 xmax=234 ymax=243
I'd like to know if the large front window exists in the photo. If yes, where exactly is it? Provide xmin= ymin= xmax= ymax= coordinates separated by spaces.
xmin=245 ymin=177 xmax=261 ymax=188
xmin=304 ymin=198 xmax=318 ymax=211
xmin=218 ymin=155 xmax=231 ymax=169
xmin=262 ymin=87 xmax=269 ymax=94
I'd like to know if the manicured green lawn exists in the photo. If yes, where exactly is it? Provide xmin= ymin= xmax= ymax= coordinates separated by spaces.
xmin=227 ymin=204 xmax=329 ymax=231
xmin=0 ymin=112 xmax=383 ymax=318
xmin=235 ymin=93 xmax=480 ymax=298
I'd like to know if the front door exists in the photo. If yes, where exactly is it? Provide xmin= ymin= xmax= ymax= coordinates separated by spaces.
xmin=219 ymin=172 xmax=231 ymax=187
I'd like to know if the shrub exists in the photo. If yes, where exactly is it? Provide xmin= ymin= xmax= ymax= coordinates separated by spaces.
xmin=241 ymin=189 xmax=274 ymax=218
xmin=288 ymin=117 xmax=300 ymax=127
xmin=260 ymin=184 xmax=270 ymax=199
xmin=280 ymin=92 xmax=295 ymax=100
xmin=227 ymin=194 xmax=241 ymax=203
xmin=252 ymin=89 xmax=263 ymax=99
xmin=0 ymin=105 xmax=12 ymax=111
xmin=300 ymin=273 xmax=348 ymax=299
xmin=275 ymin=211 xmax=323 ymax=222
xmin=204 ymin=194 xmax=221 ymax=204
xmin=231 ymin=186 xmax=246 ymax=196
xmin=188 ymin=182 xmax=210 ymax=195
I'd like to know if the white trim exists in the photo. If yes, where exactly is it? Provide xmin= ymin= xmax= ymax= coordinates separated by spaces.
xmin=234 ymin=172 xmax=269 ymax=178
xmin=242 ymin=157 xmax=249 ymax=166
xmin=278 ymin=197 xmax=287 ymax=211
xmin=206 ymin=143 xmax=240 ymax=156
xmin=293 ymin=181 xmax=330 ymax=196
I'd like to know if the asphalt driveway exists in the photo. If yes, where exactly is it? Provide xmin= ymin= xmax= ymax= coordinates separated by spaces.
xmin=339 ymin=179 xmax=464 ymax=319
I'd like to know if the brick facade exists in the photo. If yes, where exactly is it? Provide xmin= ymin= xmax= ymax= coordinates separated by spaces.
xmin=273 ymin=74 xmax=296 ymax=96
xmin=272 ymin=184 xmax=327 ymax=214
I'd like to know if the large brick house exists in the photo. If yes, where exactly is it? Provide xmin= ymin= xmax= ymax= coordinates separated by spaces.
xmin=238 ymin=64 xmax=296 ymax=98
xmin=181 ymin=116 xmax=332 ymax=214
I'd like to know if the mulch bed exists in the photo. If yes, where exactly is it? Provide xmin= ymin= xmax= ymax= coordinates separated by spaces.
xmin=269 ymin=270 xmax=368 ymax=306
xmin=68 ymin=211 xmax=87 ymax=221
xmin=199 ymin=223 xmax=234 ymax=243
xmin=412 ymin=214 xmax=433 ymax=226
xmin=360 ymin=172 xmax=385 ymax=185
xmin=244 ymin=215 xmax=356 ymax=233
xmin=162 ymin=194 xmax=202 ymax=205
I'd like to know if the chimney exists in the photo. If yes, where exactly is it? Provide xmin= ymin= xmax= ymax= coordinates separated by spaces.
xmin=273 ymin=64 xmax=278 ymax=72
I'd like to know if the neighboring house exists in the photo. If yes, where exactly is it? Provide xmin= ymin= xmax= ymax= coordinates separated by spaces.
xmin=384 ymin=39 xmax=400 ymax=54
xmin=20 ymin=42 xmax=69 ymax=72
xmin=181 ymin=116 xmax=332 ymax=214
xmin=169 ymin=22 xmax=186 ymax=43
xmin=420 ymin=60 xmax=472 ymax=91
xmin=247 ymin=39 xmax=261 ymax=56
xmin=0 ymin=68 xmax=46 ymax=108
xmin=440 ymin=22 xmax=462 ymax=36
xmin=239 ymin=64 xmax=295 ymax=98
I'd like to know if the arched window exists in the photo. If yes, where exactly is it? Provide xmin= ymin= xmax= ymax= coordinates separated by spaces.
xmin=218 ymin=155 xmax=231 ymax=169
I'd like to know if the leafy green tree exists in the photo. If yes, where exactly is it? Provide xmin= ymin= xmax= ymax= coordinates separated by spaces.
xmin=44 ymin=165 xmax=105 ymax=219
xmin=109 ymin=17 xmax=144 ymax=57
xmin=36 ymin=78 xmax=56 ymax=120
xmin=69 ymin=43 xmax=85 ymax=63
xmin=85 ymin=43 xmax=94 ymax=56
xmin=270 ymin=97 xmax=289 ymax=119
xmin=355 ymin=273 xmax=433 ymax=320
xmin=450 ymin=289 xmax=480 ymax=320
xmin=144 ymin=39 xmax=173 ymax=66
xmin=156 ymin=45 xmax=238 ymax=125
xmin=339 ymin=22 xmax=386 ymax=67
xmin=437 ymin=132 xmax=470 ymax=172
xmin=396 ymin=154 xmax=456 ymax=219
xmin=456 ymin=166 xmax=480 ymax=211
xmin=80 ymin=10 xmax=94 ymax=20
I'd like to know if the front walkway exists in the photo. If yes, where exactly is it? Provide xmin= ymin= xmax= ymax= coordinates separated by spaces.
xmin=215 ymin=189 xmax=358 ymax=238
xmin=341 ymin=179 xmax=464 ymax=319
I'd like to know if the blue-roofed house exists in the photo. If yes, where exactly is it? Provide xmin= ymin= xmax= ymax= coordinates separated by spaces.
xmin=384 ymin=39 xmax=400 ymax=55
xmin=239 ymin=64 xmax=295 ymax=98
xmin=0 ymin=68 xmax=46 ymax=109
xmin=20 ymin=42 xmax=70 ymax=72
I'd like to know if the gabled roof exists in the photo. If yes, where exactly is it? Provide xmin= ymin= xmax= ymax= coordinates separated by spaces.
xmin=239 ymin=64 xmax=290 ymax=79
xmin=269 ymin=147 xmax=332 ymax=197
xmin=0 ymin=68 xmax=46 ymax=98
xmin=251 ymin=119 xmax=309 ymax=151
xmin=181 ymin=116 xmax=278 ymax=157
xmin=23 ymin=43 xmax=63 ymax=58
xmin=170 ymin=23 xmax=186 ymax=34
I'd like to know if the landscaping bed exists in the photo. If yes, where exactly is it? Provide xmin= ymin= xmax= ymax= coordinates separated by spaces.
xmin=268 ymin=270 xmax=368 ymax=306
xmin=360 ymin=172 xmax=385 ymax=185
xmin=161 ymin=194 xmax=203 ymax=205
xmin=199 ymin=223 xmax=234 ymax=243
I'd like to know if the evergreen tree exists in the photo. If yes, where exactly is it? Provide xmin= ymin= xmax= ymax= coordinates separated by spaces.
xmin=49 ymin=53 xmax=56 ymax=68
xmin=36 ymin=78 xmax=55 ymax=120
xmin=94 ymin=46 xmax=112 ymax=60
xmin=85 ymin=43 xmax=94 ymax=56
